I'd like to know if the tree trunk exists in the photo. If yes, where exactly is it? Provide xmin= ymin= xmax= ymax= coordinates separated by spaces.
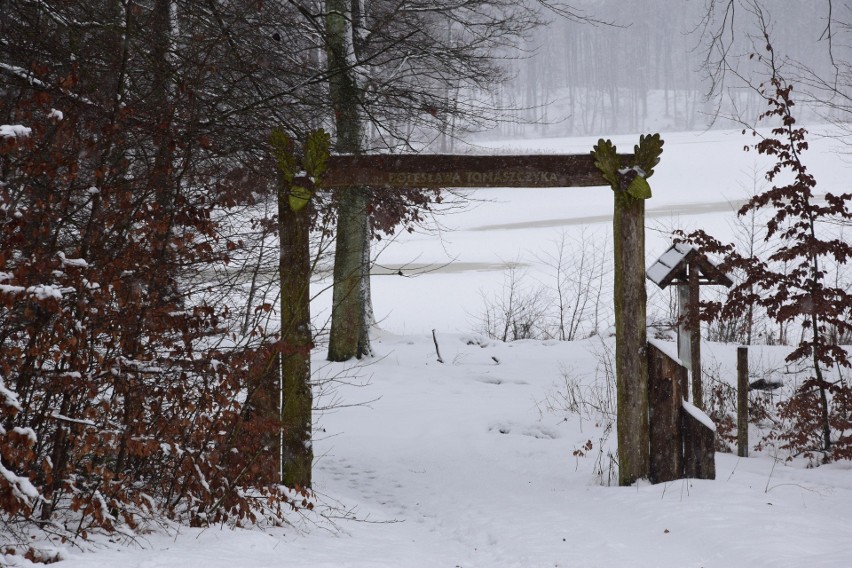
xmin=613 ymin=193 xmax=650 ymax=486
xmin=812 ymin=312 xmax=832 ymax=453
xmin=360 ymin=207 xmax=374 ymax=355
xmin=326 ymin=0 xmax=371 ymax=361
xmin=279 ymin=182 xmax=313 ymax=489
xmin=328 ymin=188 xmax=371 ymax=361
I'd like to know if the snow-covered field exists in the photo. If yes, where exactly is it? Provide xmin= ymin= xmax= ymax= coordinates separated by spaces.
xmin=29 ymin=128 xmax=852 ymax=568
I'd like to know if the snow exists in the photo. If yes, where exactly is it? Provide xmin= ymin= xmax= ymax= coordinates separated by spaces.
xmin=11 ymin=427 xmax=37 ymax=444
xmin=49 ymin=335 xmax=852 ymax=568
xmin=0 ymin=124 xmax=31 ymax=138
xmin=647 ymin=243 xmax=694 ymax=286
xmin=27 ymin=128 xmax=852 ymax=567
xmin=0 ymin=457 xmax=40 ymax=505
xmin=646 ymin=261 xmax=673 ymax=286
xmin=50 ymin=413 xmax=96 ymax=427
xmin=648 ymin=336 xmax=681 ymax=362
xmin=26 ymin=284 xmax=63 ymax=300
xmin=0 ymin=279 xmax=65 ymax=300
xmin=0 ymin=377 xmax=23 ymax=411
xmin=682 ymin=399 xmax=717 ymax=432
xmin=0 ymin=284 xmax=27 ymax=295
xmin=49 ymin=109 xmax=64 ymax=120
xmin=619 ymin=165 xmax=646 ymax=177
xmin=57 ymin=251 xmax=88 ymax=268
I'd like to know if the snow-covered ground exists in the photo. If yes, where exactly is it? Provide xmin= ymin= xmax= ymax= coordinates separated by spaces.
xmin=26 ymin=127 xmax=852 ymax=567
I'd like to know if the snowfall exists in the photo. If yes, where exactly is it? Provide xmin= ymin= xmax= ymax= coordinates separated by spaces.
xmin=10 ymin=128 xmax=852 ymax=567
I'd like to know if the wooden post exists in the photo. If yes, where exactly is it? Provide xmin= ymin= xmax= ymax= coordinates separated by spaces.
xmin=677 ymin=285 xmax=691 ymax=373
xmin=648 ymin=344 xmax=687 ymax=483
xmin=688 ymin=265 xmax=703 ymax=409
xmin=613 ymin=192 xmax=650 ymax=486
xmin=737 ymin=346 xmax=749 ymax=458
xmin=593 ymin=134 xmax=663 ymax=486
xmin=278 ymin=180 xmax=314 ymax=489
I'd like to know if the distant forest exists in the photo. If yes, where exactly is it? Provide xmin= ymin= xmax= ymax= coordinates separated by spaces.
xmin=480 ymin=0 xmax=841 ymax=140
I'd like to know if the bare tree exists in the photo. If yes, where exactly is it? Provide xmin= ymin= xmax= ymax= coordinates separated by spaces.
xmin=0 ymin=0 xmax=337 ymax=535
xmin=697 ymin=0 xmax=841 ymax=125
xmin=478 ymin=263 xmax=552 ymax=342
xmin=538 ymin=229 xmax=611 ymax=341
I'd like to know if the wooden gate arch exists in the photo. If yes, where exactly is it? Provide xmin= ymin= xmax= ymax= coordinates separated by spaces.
xmin=277 ymin=138 xmax=669 ymax=488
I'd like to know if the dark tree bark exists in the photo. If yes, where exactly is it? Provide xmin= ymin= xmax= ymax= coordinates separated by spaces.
xmin=325 ymin=0 xmax=372 ymax=361
xmin=328 ymin=188 xmax=371 ymax=361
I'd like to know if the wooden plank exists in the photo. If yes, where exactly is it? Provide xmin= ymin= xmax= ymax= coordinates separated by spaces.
xmin=648 ymin=343 xmax=687 ymax=484
xmin=683 ymin=402 xmax=716 ymax=480
xmin=312 ymin=154 xmax=619 ymax=189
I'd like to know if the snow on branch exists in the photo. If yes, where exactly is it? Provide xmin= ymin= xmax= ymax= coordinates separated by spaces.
xmin=0 ymin=124 xmax=32 ymax=138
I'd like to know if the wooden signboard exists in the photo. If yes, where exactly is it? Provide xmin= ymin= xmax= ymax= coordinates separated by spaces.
xmin=310 ymin=154 xmax=617 ymax=189
xmin=647 ymin=243 xmax=733 ymax=410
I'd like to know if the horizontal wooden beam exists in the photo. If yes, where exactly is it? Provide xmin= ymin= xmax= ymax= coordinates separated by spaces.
xmin=308 ymin=154 xmax=630 ymax=189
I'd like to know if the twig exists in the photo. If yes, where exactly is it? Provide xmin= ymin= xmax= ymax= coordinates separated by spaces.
xmin=432 ymin=329 xmax=444 ymax=363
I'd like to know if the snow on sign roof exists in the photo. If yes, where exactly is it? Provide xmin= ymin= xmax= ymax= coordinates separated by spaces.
xmin=646 ymin=243 xmax=693 ymax=287
xmin=646 ymin=243 xmax=733 ymax=289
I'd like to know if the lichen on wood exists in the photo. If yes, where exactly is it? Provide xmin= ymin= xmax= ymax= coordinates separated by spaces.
xmin=270 ymin=129 xmax=328 ymax=488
